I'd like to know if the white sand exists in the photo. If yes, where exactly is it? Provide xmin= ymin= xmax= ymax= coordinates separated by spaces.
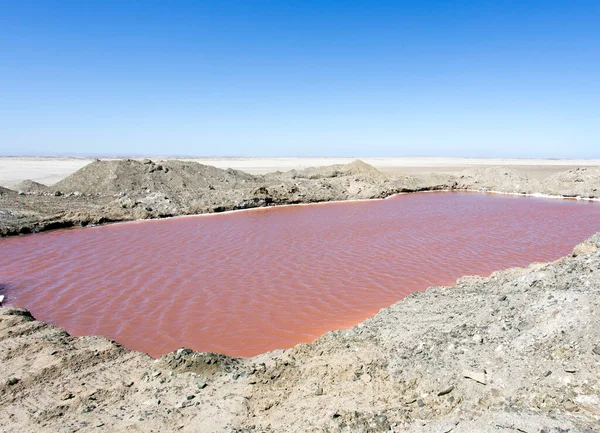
xmin=1 ymin=156 xmax=599 ymax=188
xmin=0 ymin=157 xmax=93 ymax=188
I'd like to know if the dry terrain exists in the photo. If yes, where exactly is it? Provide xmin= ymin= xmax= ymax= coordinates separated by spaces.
xmin=1 ymin=158 xmax=600 ymax=432
xmin=2 ymin=156 xmax=600 ymax=187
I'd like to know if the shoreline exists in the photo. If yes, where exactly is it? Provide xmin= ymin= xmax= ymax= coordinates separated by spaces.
xmin=3 ymin=187 xmax=600 ymax=239
xmin=2 ymin=234 xmax=600 ymax=431
xmin=2 ymin=158 xmax=600 ymax=431
xmin=1 ymin=157 xmax=599 ymax=237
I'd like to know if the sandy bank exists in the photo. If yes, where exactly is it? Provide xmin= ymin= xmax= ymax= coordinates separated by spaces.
xmin=2 ymin=234 xmax=600 ymax=432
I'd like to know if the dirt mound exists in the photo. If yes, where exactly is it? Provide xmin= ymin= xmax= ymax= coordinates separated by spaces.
xmin=276 ymin=159 xmax=388 ymax=180
xmin=543 ymin=167 xmax=600 ymax=197
xmin=13 ymin=179 xmax=49 ymax=193
xmin=0 ymin=186 xmax=15 ymax=196
xmin=452 ymin=165 xmax=600 ymax=198
xmin=547 ymin=166 xmax=600 ymax=183
xmin=52 ymin=158 xmax=259 ymax=197
xmin=454 ymin=166 xmax=540 ymax=194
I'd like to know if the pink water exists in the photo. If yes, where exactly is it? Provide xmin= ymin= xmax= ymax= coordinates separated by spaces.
xmin=1 ymin=192 xmax=599 ymax=357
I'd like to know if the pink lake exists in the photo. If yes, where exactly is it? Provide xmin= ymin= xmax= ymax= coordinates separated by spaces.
xmin=1 ymin=192 xmax=599 ymax=357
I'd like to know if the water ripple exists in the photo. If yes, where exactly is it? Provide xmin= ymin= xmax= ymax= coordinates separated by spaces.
xmin=1 ymin=192 xmax=600 ymax=357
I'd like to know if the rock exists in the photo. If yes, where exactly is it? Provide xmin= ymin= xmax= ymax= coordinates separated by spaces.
xmin=180 ymin=400 xmax=194 ymax=408
xmin=315 ymin=388 xmax=323 ymax=396
xmin=360 ymin=373 xmax=372 ymax=383
xmin=564 ymin=368 xmax=577 ymax=373
xmin=197 ymin=381 xmax=207 ymax=390
xmin=498 ymin=295 xmax=507 ymax=301
xmin=417 ymin=399 xmax=425 ymax=407
xmin=572 ymin=242 xmax=598 ymax=257
xmin=463 ymin=369 xmax=486 ymax=384
xmin=439 ymin=420 xmax=459 ymax=433
xmin=478 ymin=399 xmax=490 ymax=409
xmin=53 ymin=191 xmax=62 ymax=196
xmin=6 ymin=377 xmax=19 ymax=386
xmin=592 ymin=345 xmax=600 ymax=356
xmin=186 ymin=395 xmax=195 ymax=400
xmin=564 ymin=401 xmax=579 ymax=412
xmin=438 ymin=385 xmax=455 ymax=396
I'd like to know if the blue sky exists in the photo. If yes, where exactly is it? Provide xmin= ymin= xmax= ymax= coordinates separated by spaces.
xmin=1 ymin=1 xmax=599 ymax=158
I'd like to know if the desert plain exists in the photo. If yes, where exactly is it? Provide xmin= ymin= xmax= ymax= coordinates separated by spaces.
xmin=2 ymin=156 xmax=600 ymax=188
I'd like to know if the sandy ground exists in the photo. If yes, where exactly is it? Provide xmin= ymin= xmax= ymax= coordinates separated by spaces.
xmin=1 ymin=157 xmax=600 ymax=187
xmin=0 ymin=158 xmax=92 ymax=188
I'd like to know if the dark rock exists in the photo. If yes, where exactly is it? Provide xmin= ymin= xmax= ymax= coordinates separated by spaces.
xmin=373 ymin=415 xmax=387 ymax=423
xmin=438 ymin=385 xmax=455 ymax=396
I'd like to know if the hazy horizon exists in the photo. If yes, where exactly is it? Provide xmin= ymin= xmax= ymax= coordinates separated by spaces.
xmin=3 ymin=153 xmax=600 ymax=162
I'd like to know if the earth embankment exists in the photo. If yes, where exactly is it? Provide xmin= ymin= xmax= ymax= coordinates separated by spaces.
xmin=1 ymin=159 xmax=598 ymax=236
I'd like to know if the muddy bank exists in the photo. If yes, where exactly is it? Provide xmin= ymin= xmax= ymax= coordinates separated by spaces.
xmin=2 ymin=159 xmax=599 ymax=237
xmin=2 ymin=234 xmax=600 ymax=432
